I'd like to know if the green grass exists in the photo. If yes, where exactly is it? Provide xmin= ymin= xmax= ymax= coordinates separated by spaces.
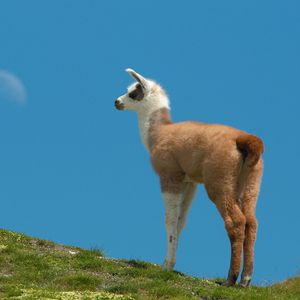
xmin=0 ymin=229 xmax=299 ymax=299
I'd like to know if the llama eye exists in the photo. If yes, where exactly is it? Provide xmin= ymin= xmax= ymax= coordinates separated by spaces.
xmin=128 ymin=85 xmax=144 ymax=101
xmin=129 ymin=92 xmax=137 ymax=100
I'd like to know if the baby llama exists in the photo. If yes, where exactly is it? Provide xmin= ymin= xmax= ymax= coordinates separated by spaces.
xmin=115 ymin=68 xmax=264 ymax=287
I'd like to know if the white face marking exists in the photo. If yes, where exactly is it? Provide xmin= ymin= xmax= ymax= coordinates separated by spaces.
xmin=116 ymin=71 xmax=170 ymax=150
xmin=116 ymin=81 xmax=169 ymax=113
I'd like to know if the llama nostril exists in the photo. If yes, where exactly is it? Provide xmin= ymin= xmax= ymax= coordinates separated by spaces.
xmin=115 ymin=99 xmax=124 ymax=110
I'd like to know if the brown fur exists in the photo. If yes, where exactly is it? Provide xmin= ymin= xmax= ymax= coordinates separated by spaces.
xmin=148 ymin=108 xmax=264 ymax=286
xmin=236 ymin=134 xmax=264 ymax=167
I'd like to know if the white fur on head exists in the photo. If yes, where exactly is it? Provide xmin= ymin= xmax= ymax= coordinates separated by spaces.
xmin=116 ymin=68 xmax=170 ymax=113
xmin=115 ymin=68 xmax=170 ymax=149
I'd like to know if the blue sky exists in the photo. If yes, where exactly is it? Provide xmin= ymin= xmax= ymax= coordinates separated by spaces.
xmin=0 ymin=1 xmax=299 ymax=285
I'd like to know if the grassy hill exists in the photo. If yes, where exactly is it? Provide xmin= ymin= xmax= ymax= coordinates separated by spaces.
xmin=0 ymin=229 xmax=299 ymax=299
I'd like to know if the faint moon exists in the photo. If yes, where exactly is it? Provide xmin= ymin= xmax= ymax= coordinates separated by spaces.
xmin=0 ymin=70 xmax=27 ymax=105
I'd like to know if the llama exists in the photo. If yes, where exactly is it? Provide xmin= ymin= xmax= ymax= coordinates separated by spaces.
xmin=114 ymin=68 xmax=264 ymax=287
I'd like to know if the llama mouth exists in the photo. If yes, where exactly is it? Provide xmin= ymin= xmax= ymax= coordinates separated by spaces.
xmin=115 ymin=103 xmax=125 ymax=110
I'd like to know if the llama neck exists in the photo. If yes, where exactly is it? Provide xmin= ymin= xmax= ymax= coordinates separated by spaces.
xmin=137 ymin=106 xmax=172 ymax=151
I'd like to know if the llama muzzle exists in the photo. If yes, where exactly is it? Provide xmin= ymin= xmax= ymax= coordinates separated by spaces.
xmin=115 ymin=99 xmax=125 ymax=110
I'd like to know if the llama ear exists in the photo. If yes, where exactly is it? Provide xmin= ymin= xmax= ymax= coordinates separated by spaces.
xmin=126 ymin=68 xmax=149 ymax=90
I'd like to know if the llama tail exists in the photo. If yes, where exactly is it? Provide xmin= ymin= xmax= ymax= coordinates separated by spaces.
xmin=236 ymin=134 xmax=264 ymax=199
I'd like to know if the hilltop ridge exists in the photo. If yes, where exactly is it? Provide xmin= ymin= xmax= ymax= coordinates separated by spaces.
xmin=0 ymin=229 xmax=299 ymax=299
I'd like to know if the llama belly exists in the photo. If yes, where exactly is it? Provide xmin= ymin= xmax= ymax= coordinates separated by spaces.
xmin=184 ymin=174 xmax=203 ymax=184
xmin=179 ymin=154 xmax=205 ymax=184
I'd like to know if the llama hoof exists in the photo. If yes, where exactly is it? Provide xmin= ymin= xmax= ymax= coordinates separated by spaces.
xmin=163 ymin=260 xmax=175 ymax=271
xmin=221 ymin=274 xmax=238 ymax=287
xmin=221 ymin=280 xmax=237 ymax=287
xmin=239 ymin=276 xmax=251 ymax=287
xmin=239 ymin=282 xmax=250 ymax=288
xmin=221 ymin=280 xmax=233 ymax=287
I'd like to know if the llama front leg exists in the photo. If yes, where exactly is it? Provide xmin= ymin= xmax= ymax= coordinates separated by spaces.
xmin=177 ymin=182 xmax=197 ymax=237
xmin=162 ymin=191 xmax=185 ymax=271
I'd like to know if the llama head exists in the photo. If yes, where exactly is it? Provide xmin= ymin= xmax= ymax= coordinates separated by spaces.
xmin=115 ymin=68 xmax=169 ymax=113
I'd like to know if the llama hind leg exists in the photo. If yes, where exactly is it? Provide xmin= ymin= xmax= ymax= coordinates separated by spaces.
xmin=223 ymin=204 xmax=246 ymax=286
xmin=205 ymin=182 xmax=246 ymax=286
xmin=240 ymin=209 xmax=257 ymax=287
xmin=240 ymin=162 xmax=262 ymax=287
